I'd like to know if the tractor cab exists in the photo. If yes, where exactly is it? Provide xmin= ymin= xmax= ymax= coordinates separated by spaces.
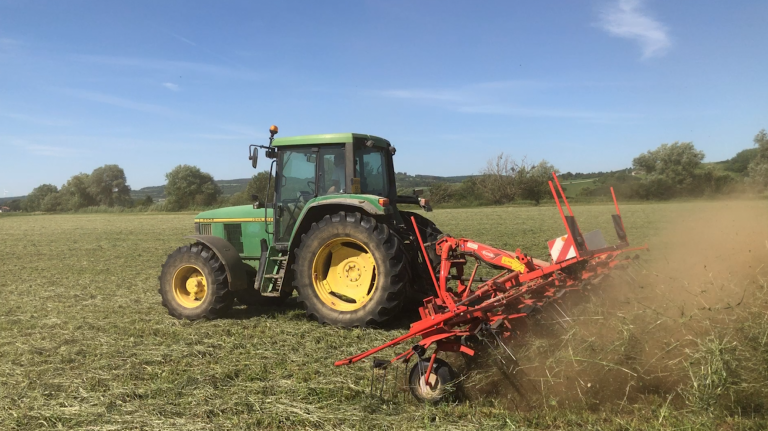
xmin=260 ymin=131 xmax=399 ymax=245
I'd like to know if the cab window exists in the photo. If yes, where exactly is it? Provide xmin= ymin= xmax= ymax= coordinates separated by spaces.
xmin=318 ymin=146 xmax=345 ymax=195
xmin=277 ymin=148 xmax=316 ymax=242
xmin=354 ymin=145 xmax=388 ymax=197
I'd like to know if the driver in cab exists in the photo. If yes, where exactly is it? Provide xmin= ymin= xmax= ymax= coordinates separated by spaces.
xmin=326 ymin=153 xmax=345 ymax=194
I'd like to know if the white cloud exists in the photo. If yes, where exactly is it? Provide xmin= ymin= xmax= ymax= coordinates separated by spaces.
xmin=456 ymin=105 xmax=634 ymax=121
xmin=59 ymin=88 xmax=177 ymax=116
xmin=162 ymin=82 xmax=180 ymax=91
xmin=6 ymin=139 xmax=81 ymax=157
xmin=379 ymin=89 xmax=465 ymax=102
xmin=162 ymin=29 xmax=197 ymax=47
xmin=373 ymin=81 xmax=636 ymax=122
xmin=189 ymin=134 xmax=250 ymax=140
xmin=73 ymin=55 xmax=259 ymax=80
xmin=598 ymin=0 xmax=671 ymax=58
xmin=0 ymin=38 xmax=23 ymax=55
xmin=24 ymin=144 xmax=79 ymax=157
xmin=0 ymin=112 xmax=71 ymax=127
xmin=0 ymin=37 xmax=21 ymax=47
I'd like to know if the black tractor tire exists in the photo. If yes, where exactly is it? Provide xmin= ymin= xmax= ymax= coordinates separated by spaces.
xmin=409 ymin=358 xmax=457 ymax=404
xmin=293 ymin=211 xmax=407 ymax=327
xmin=158 ymin=242 xmax=234 ymax=320
xmin=400 ymin=211 xmax=442 ymax=298
xmin=400 ymin=210 xmax=442 ymax=272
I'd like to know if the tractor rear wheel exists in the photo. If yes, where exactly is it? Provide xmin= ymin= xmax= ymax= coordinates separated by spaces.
xmin=293 ymin=211 xmax=407 ymax=327
xmin=400 ymin=211 xmax=442 ymax=291
xmin=400 ymin=211 xmax=442 ymax=270
xmin=158 ymin=242 xmax=234 ymax=320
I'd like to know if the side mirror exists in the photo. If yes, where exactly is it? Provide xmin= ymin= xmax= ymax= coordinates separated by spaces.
xmin=419 ymin=198 xmax=432 ymax=212
xmin=251 ymin=194 xmax=264 ymax=209
xmin=250 ymin=147 xmax=259 ymax=169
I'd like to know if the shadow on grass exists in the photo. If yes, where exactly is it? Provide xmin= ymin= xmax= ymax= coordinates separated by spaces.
xmin=223 ymin=293 xmax=427 ymax=329
xmin=224 ymin=297 xmax=304 ymax=321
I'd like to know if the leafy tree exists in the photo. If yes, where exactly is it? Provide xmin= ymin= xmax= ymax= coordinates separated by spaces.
xmin=696 ymin=165 xmax=735 ymax=195
xmin=5 ymin=199 xmax=22 ymax=211
xmin=229 ymin=171 xmax=274 ymax=206
xmin=60 ymin=173 xmax=96 ymax=211
xmin=477 ymin=153 xmax=518 ymax=205
xmin=40 ymin=191 xmax=65 ymax=212
xmin=577 ymin=186 xmax=595 ymax=197
xmin=453 ymin=177 xmax=484 ymax=205
xmin=88 ymin=164 xmax=132 ymax=207
xmin=427 ymin=182 xmax=454 ymax=205
xmin=747 ymin=129 xmax=768 ymax=188
xmin=515 ymin=160 xmax=557 ymax=204
xmin=21 ymin=184 xmax=59 ymax=212
xmin=475 ymin=154 xmax=558 ymax=205
xmin=722 ymin=148 xmax=759 ymax=174
xmin=632 ymin=142 xmax=705 ymax=199
xmin=140 ymin=195 xmax=154 ymax=207
xmin=164 ymin=165 xmax=222 ymax=211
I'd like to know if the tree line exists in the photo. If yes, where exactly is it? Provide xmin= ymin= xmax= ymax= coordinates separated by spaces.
xmin=424 ymin=128 xmax=768 ymax=205
xmin=5 ymin=163 xmax=274 ymax=213
xmin=6 ymin=128 xmax=767 ymax=213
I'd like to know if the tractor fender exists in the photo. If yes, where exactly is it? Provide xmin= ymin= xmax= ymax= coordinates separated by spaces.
xmin=287 ymin=198 xmax=389 ymax=246
xmin=304 ymin=198 xmax=386 ymax=215
xmin=184 ymin=235 xmax=249 ymax=291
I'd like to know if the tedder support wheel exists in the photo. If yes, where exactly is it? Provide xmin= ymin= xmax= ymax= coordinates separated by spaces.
xmin=409 ymin=358 xmax=457 ymax=404
xmin=158 ymin=242 xmax=234 ymax=320
xmin=293 ymin=211 xmax=407 ymax=327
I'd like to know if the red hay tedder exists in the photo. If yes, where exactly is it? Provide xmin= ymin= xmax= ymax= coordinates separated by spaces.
xmin=335 ymin=173 xmax=648 ymax=403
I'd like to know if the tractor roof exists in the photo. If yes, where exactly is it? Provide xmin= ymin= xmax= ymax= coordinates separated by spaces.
xmin=271 ymin=133 xmax=390 ymax=148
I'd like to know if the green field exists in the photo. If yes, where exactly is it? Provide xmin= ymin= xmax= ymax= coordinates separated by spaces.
xmin=558 ymin=178 xmax=599 ymax=197
xmin=1 ymin=202 xmax=767 ymax=430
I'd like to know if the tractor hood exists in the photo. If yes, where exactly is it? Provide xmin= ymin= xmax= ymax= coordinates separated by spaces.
xmin=194 ymin=205 xmax=273 ymax=222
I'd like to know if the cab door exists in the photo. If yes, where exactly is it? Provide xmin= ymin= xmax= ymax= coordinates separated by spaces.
xmin=274 ymin=147 xmax=317 ymax=244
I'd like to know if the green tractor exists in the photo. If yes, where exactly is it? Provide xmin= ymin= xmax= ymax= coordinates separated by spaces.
xmin=159 ymin=126 xmax=440 ymax=327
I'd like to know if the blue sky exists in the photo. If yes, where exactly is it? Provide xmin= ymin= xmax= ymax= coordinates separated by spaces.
xmin=1 ymin=0 xmax=766 ymax=196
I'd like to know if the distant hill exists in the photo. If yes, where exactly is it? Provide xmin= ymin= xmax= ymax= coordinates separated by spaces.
xmin=0 ymin=195 xmax=25 ymax=205
xmin=131 ymin=174 xmax=475 ymax=200
xmin=130 ymin=178 xmax=252 ymax=200
xmin=713 ymin=147 xmax=758 ymax=174
xmin=395 ymin=173 xmax=473 ymax=191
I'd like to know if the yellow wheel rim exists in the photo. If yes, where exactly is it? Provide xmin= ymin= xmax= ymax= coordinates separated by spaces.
xmin=172 ymin=265 xmax=208 ymax=308
xmin=311 ymin=237 xmax=377 ymax=312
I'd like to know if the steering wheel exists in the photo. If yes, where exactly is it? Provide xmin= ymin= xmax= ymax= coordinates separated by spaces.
xmin=306 ymin=180 xmax=316 ymax=194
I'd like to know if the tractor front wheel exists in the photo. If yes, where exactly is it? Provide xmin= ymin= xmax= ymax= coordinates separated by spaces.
xmin=158 ymin=243 xmax=234 ymax=320
xmin=293 ymin=211 xmax=407 ymax=327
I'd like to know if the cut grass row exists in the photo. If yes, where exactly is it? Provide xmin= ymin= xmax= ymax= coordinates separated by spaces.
xmin=1 ymin=202 xmax=766 ymax=430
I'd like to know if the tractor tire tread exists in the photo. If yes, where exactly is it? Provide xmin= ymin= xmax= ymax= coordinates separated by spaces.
xmin=293 ymin=211 xmax=407 ymax=327
xmin=158 ymin=242 xmax=234 ymax=320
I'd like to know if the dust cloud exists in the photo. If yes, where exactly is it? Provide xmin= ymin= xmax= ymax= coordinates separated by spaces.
xmin=458 ymin=201 xmax=768 ymax=412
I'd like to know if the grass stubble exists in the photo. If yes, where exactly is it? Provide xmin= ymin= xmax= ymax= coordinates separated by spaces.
xmin=0 ymin=202 xmax=766 ymax=430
